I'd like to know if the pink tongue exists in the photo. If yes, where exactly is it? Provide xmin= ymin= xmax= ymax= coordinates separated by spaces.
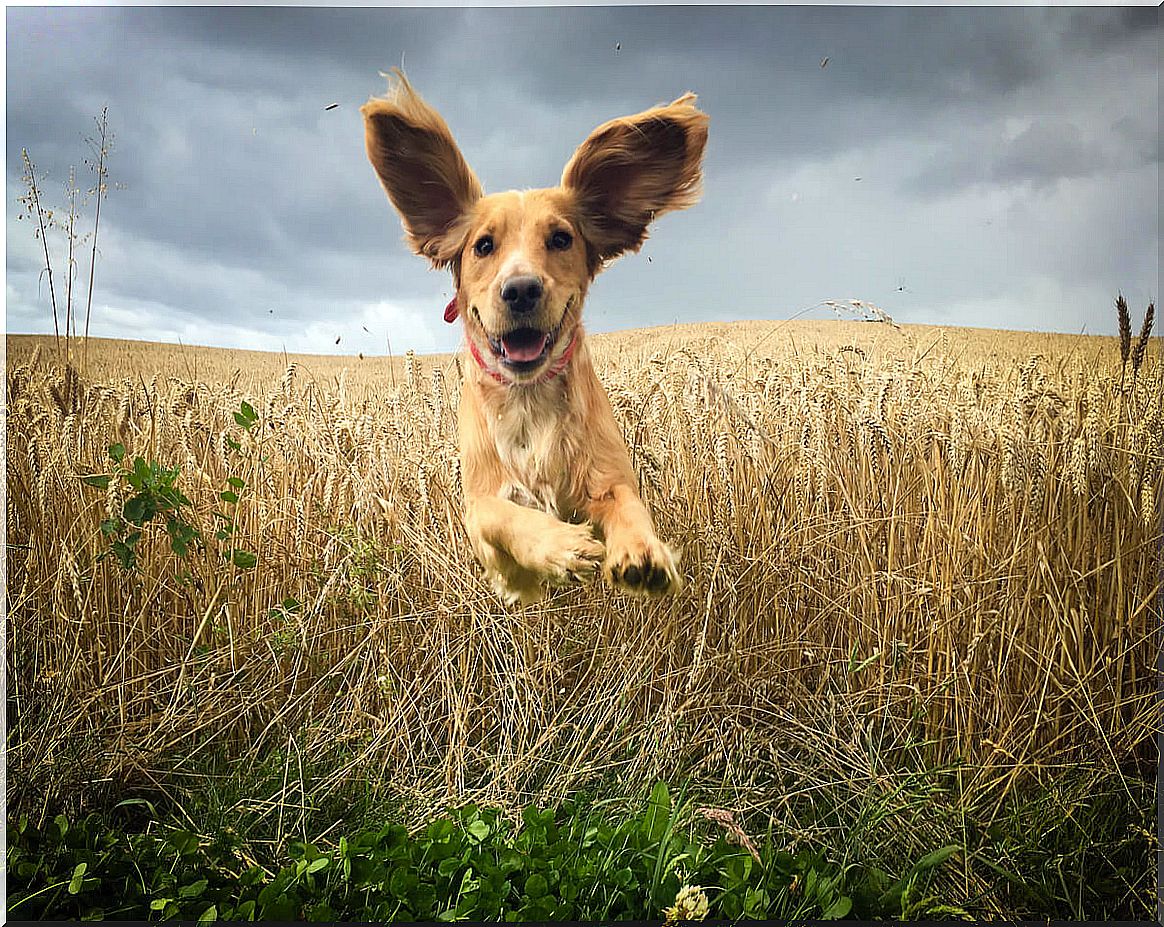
xmin=502 ymin=331 xmax=548 ymax=362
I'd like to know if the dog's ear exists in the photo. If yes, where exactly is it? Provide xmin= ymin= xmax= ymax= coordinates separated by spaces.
xmin=362 ymin=71 xmax=483 ymax=268
xmin=561 ymin=93 xmax=708 ymax=272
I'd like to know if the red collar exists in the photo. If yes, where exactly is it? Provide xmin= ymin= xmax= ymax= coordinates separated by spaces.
xmin=445 ymin=295 xmax=577 ymax=386
xmin=468 ymin=329 xmax=578 ymax=386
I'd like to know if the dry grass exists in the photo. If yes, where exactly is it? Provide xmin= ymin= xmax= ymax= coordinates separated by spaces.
xmin=6 ymin=318 xmax=1160 ymax=873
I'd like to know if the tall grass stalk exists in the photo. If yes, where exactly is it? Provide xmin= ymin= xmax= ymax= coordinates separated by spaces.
xmin=15 ymin=109 xmax=114 ymax=372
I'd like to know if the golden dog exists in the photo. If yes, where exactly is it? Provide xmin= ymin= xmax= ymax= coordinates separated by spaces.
xmin=362 ymin=72 xmax=709 ymax=604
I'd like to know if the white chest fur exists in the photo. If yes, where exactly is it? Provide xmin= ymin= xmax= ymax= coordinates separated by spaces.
xmin=489 ymin=384 xmax=568 ymax=516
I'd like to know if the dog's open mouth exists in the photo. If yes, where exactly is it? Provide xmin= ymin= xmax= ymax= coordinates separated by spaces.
xmin=485 ymin=317 xmax=565 ymax=372
xmin=491 ymin=328 xmax=551 ymax=367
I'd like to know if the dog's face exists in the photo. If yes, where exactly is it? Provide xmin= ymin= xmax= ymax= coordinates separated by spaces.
xmin=362 ymin=72 xmax=708 ymax=383
xmin=457 ymin=189 xmax=589 ymax=379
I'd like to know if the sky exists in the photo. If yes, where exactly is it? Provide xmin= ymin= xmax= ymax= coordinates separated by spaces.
xmin=5 ymin=4 xmax=1160 ymax=356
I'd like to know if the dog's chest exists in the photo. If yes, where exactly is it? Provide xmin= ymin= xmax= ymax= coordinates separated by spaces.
xmin=489 ymin=388 xmax=571 ymax=516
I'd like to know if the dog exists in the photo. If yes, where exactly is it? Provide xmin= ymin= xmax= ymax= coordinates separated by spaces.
xmin=362 ymin=72 xmax=708 ymax=604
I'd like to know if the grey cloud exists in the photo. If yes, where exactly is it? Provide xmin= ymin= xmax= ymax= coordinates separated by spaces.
xmin=6 ymin=5 xmax=1158 ymax=348
xmin=1064 ymin=5 xmax=1159 ymax=53
xmin=994 ymin=121 xmax=1109 ymax=186
xmin=907 ymin=116 xmax=1138 ymax=197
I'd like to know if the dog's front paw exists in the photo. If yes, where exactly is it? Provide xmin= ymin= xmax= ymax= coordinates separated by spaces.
xmin=604 ymin=532 xmax=681 ymax=596
xmin=527 ymin=521 xmax=605 ymax=587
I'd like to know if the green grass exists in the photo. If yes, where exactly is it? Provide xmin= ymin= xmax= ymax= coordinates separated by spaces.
xmin=6 ymin=761 xmax=1154 ymax=921
xmin=4 ymin=781 xmax=937 ymax=921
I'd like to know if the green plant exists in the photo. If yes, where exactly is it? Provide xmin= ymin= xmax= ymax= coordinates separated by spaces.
xmin=329 ymin=524 xmax=395 ymax=613
xmin=213 ymin=400 xmax=260 ymax=570
xmin=83 ymin=443 xmax=200 ymax=571
xmin=81 ymin=402 xmax=261 ymax=572
xmin=7 ymin=782 xmax=977 ymax=921
xmin=7 ymin=812 xmax=137 ymax=920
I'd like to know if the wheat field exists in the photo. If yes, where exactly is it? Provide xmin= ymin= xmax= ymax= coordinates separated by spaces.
xmin=5 ymin=317 xmax=1160 ymax=881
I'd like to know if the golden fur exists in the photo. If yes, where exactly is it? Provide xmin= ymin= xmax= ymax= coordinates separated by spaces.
xmin=362 ymin=71 xmax=709 ymax=603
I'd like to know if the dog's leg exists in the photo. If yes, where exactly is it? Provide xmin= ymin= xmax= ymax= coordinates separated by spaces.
xmin=587 ymin=483 xmax=681 ymax=595
xmin=569 ymin=362 xmax=681 ymax=597
xmin=465 ymin=495 xmax=604 ymax=603
xmin=459 ymin=386 xmax=603 ymax=603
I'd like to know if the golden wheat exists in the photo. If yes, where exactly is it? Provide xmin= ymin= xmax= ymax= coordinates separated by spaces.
xmin=5 ymin=320 xmax=1160 ymax=876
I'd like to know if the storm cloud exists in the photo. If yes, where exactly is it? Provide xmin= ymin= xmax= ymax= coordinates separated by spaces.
xmin=6 ymin=5 xmax=1159 ymax=355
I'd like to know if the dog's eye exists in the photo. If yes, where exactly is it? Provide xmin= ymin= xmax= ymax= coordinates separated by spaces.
xmin=474 ymin=235 xmax=494 ymax=258
xmin=548 ymin=230 xmax=573 ymax=251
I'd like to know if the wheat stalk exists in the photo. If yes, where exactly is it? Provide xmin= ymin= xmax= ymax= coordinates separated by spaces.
xmin=1131 ymin=301 xmax=1155 ymax=381
xmin=1117 ymin=293 xmax=1132 ymax=371
xmin=4 ymin=318 xmax=1158 ymax=888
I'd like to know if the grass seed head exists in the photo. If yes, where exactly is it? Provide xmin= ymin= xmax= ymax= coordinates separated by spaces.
xmin=1117 ymin=293 xmax=1132 ymax=368
xmin=1132 ymin=301 xmax=1154 ymax=378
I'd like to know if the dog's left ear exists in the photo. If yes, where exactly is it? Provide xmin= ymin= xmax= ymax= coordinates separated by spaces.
xmin=561 ymin=93 xmax=708 ymax=273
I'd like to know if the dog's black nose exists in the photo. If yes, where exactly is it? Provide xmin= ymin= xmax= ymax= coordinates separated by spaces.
xmin=500 ymin=275 xmax=543 ymax=314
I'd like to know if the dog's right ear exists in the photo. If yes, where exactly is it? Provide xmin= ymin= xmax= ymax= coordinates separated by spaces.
xmin=361 ymin=71 xmax=483 ymax=268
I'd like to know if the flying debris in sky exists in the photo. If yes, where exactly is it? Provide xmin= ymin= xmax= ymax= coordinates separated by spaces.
xmin=335 ymin=336 xmax=341 ymax=345
xmin=820 ymin=56 xmax=829 ymax=68
xmin=615 ymin=42 xmax=621 ymax=52
xmin=324 ymin=103 xmax=339 ymax=111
